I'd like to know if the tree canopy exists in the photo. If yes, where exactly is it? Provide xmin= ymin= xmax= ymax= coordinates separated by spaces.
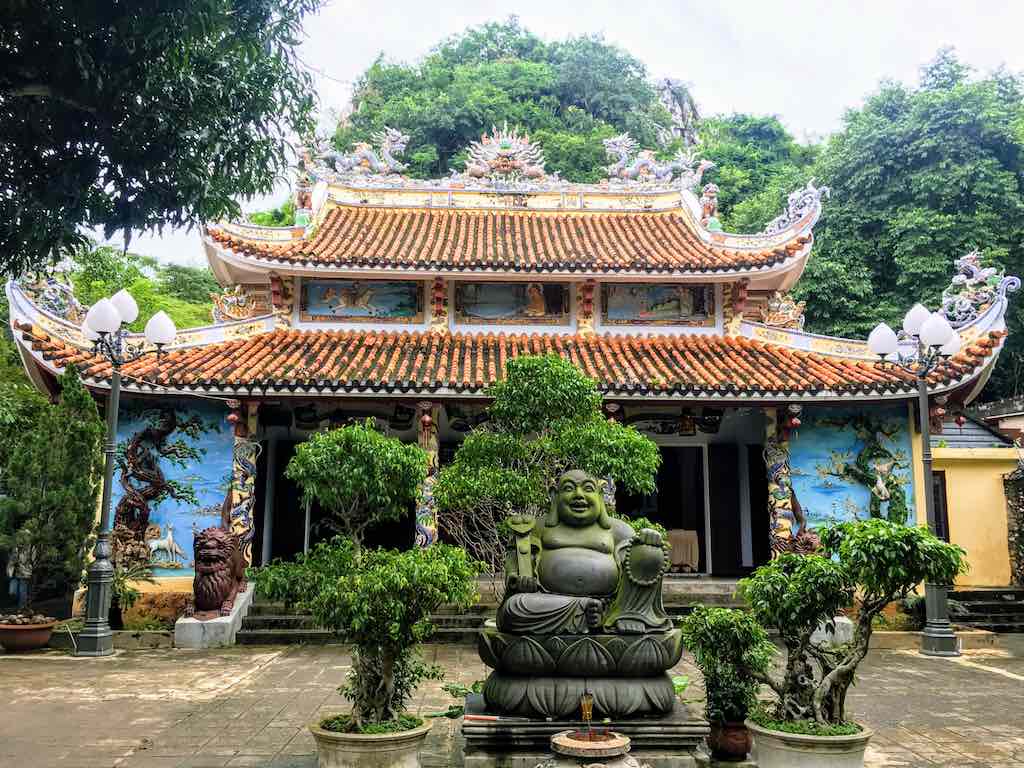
xmin=333 ymin=17 xmax=679 ymax=181
xmin=1 ymin=0 xmax=322 ymax=278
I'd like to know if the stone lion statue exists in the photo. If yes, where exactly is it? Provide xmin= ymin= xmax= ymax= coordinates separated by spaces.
xmin=191 ymin=527 xmax=246 ymax=620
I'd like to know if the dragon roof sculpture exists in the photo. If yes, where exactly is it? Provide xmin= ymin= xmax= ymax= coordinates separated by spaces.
xmin=603 ymin=133 xmax=714 ymax=189
xmin=941 ymin=250 xmax=1021 ymax=328
xmin=763 ymin=180 xmax=830 ymax=235
xmin=321 ymin=126 xmax=409 ymax=176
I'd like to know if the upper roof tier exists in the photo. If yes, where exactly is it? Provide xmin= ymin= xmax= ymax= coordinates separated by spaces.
xmin=204 ymin=126 xmax=827 ymax=283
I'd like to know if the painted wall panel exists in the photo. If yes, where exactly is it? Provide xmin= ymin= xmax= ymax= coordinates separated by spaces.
xmin=112 ymin=400 xmax=234 ymax=577
xmin=788 ymin=406 xmax=916 ymax=528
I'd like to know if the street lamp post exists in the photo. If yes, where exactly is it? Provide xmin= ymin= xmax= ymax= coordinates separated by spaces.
xmin=868 ymin=304 xmax=962 ymax=657
xmin=75 ymin=290 xmax=176 ymax=657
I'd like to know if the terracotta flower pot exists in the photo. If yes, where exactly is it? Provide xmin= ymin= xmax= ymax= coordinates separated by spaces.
xmin=308 ymin=717 xmax=433 ymax=768
xmin=0 ymin=621 xmax=57 ymax=653
xmin=708 ymin=721 xmax=751 ymax=761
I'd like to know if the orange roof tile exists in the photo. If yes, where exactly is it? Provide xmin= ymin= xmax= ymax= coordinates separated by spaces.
xmin=15 ymin=324 xmax=1003 ymax=399
xmin=208 ymin=205 xmax=812 ymax=274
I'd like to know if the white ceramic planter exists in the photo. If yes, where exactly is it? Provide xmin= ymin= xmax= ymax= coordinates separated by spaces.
xmin=308 ymin=718 xmax=433 ymax=768
xmin=747 ymin=719 xmax=873 ymax=768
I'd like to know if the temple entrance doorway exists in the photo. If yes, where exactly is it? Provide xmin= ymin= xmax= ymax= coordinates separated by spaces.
xmin=252 ymin=439 xmax=416 ymax=565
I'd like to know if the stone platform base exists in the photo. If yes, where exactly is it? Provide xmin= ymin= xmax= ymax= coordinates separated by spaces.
xmin=462 ymin=694 xmax=709 ymax=768
xmin=174 ymin=584 xmax=254 ymax=649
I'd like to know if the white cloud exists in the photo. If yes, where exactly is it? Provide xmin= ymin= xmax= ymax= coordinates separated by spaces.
xmin=119 ymin=0 xmax=1024 ymax=265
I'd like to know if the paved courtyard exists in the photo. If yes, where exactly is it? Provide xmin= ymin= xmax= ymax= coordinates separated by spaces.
xmin=1 ymin=638 xmax=1023 ymax=768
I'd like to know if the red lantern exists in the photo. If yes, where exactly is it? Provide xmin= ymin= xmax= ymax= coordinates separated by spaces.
xmin=789 ymin=417 xmax=801 ymax=429
xmin=955 ymin=414 xmax=967 ymax=427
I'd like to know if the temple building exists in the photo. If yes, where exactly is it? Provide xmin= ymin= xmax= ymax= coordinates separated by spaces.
xmin=5 ymin=125 xmax=1021 ymax=596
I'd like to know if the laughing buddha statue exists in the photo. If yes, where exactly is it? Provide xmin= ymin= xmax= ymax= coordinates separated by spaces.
xmin=477 ymin=469 xmax=688 ymax=720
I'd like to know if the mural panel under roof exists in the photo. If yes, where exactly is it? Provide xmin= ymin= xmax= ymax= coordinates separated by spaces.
xmin=454 ymin=282 xmax=570 ymax=325
xmin=601 ymin=284 xmax=714 ymax=326
xmin=299 ymin=279 xmax=424 ymax=323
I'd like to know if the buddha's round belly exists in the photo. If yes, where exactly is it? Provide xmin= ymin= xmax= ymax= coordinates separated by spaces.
xmin=538 ymin=547 xmax=619 ymax=597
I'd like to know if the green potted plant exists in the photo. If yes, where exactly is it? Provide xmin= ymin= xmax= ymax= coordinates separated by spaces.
xmin=260 ymin=419 xmax=482 ymax=767
xmin=109 ymin=561 xmax=157 ymax=630
xmin=255 ymin=537 xmax=481 ymax=768
xmin=681 ymin=606 xmax=774 ymax=762
xmin=0 ymin=368 xmax=103 ymax=652
xmin=737 ymin=519 xmax=965 ymax=768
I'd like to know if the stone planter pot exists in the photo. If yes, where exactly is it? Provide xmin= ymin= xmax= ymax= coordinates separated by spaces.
xmin=708 ymin=721 xmax=751 ymax=761
xmin=0 ymin=621 xmax=57 ymax=653
xmin=308 ymin=718 xmax=433 ymax=768
xmin=747 ymin=719 xmax=873 ymax=768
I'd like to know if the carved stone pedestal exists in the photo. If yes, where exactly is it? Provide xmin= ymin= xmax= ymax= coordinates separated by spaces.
xmin=462 ymin=694 xmax=708 ymax=768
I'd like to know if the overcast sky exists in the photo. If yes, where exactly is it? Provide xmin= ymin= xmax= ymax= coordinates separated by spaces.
xmin=124 ymin=0 xmax=1024 ymax=267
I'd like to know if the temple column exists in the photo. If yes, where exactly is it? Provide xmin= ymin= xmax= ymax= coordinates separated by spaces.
xmin=416 ymin=401 xmax=441 ymax=547
xmin=226 ymin=400 xmax=262 ymax=565
xmin=763 ymin=407 xmax=795 ymax=555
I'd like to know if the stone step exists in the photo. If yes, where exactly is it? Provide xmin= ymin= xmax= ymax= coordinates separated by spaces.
xmin=241 ymin=614 xmax=318 ymax=630
xmin=247 ymin=601 xmax=289 ymax=616
xmin=960 ymin=620 xmax=1024 ymax=633
xmin=952 ymin=600 xmax=1024 ymax=614
xmin=235 ymin=628 xmax=335 ymax=645
xmin=950 ymin=587 xmax=1024 ymax=602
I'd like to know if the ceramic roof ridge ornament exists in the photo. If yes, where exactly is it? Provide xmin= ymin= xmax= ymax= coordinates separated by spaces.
xmin=763 ymin=179 xmax=830 ymax=235
xmin=461 ymin=122 xmax=548 ymax=184
xmin=603 ymin=132 xmax=714 ymax=189
xmin=479 ymin=468 xmax=683 ymax=719
xmin=321 ymin=126 xmax=409 ymax=176
xmin=940 ymin=250 xmax=1021 ymax=328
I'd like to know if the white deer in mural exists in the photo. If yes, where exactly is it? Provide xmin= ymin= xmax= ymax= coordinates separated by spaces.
xmin=149 ymin=523 xmax=187 ymax=565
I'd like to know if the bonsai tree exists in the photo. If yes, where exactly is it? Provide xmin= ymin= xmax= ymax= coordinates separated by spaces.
xmin=254 ymin=537 xmax=482 ymax=731
xmin=285 ymin=419 xmax=428 ymax=553
xmin=0 ymin=367 xmax=103 ymax=615
xmin=434 ymin=355 xmax=661 ymax=572
xmin=738 ymin=519 xmax=966 ymax=729
xmin=681 ymin=606 xmax=774 ymax=725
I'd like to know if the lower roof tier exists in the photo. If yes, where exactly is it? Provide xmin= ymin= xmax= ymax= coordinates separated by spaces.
xmin=13 ymin=323 xmax=1004 ymax=401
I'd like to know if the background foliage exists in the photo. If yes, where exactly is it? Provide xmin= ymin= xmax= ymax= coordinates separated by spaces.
xmin=0 ymin=0 xmax=321 ymax=277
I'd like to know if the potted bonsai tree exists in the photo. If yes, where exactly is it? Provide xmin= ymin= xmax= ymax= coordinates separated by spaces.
xmin=257 ymin=419 xmax=483 ymax=767
xmin=680 ymin=606 xmax=774 ymax=762
xmin=254 ymin=537 xmax=481 ymax=767
xmin=737 ymin=518 xmax=965 ymax=768
xmin=0 ymin=368 xmax=103 ymax=652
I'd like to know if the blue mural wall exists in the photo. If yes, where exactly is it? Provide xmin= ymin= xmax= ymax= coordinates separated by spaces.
xmin=113 ymin=400 xmax=234 ymax=577
xmin=789 ymin=405 xmax=915 ymax=528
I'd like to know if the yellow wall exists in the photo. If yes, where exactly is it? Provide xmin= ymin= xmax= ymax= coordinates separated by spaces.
xmin=932 ymin=448 xmax=1016 ymax=587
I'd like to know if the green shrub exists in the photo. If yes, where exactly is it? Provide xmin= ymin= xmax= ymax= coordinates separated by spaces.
xmin=680 ymin=606 xmax=774 ymax=724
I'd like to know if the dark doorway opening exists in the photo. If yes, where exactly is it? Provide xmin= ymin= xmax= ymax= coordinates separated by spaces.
xmin=617 ymin=446 xmax=707 ymax=573
xmin=253 ymin=439 xmax=416 ymax=563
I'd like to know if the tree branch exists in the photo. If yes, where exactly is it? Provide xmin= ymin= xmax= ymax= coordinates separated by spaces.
xmin=4 ymin=84 xmax=98 ymax=114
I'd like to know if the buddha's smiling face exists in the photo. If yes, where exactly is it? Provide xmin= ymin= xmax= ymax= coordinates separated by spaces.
xmin=554 ymin=470 xmax=604 ymax=527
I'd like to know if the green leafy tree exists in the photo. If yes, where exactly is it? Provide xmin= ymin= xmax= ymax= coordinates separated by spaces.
xmin=247 ymin=199 xmax=297 ymax=227
xmin=0 ymin=367 xmax=104 ymax=609
xmin=67 ymin=244 xmax=218 ymax=331
xmin=738 ymin=519 xmax=965 ymax=728
xmin=333 ymin=18 xmax=673 ymax=180
xmin=1 ymin=0 xmax=322 ymax=277
xmin=797 ymin=49 xmax=1024 ymax=398
xmin=285 ymin=420 xmax=428 ymax=553
xmin=434 ymin=355 xmax=661 ymax=573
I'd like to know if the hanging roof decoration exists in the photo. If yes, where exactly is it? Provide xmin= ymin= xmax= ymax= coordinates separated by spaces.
xmin=763 ymin=180 xmax=831 ymax=235
xmin=941 ymin=250 xmax=1021 ymax=328
xmin=460 ymin=123 xmax=547 ymax=184
xmin=603 ymin=133 xmax=714 ymax=189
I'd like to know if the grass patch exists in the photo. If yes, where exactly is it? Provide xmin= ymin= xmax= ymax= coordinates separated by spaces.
xmin=319 ymin=713 xmax=424 ymax=735
xmin=749 ymin=709 xmax=862 ymax=737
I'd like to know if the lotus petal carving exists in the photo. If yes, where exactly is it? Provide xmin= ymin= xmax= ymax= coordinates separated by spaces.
xmin=559 ymin=637 xmax=616 ymax=675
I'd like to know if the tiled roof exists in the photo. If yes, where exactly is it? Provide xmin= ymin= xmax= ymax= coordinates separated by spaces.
xmin=14 ymin=323 xmax=1004 ymax=398
xmin=208 ymin=205 xmax=812 ymax=274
